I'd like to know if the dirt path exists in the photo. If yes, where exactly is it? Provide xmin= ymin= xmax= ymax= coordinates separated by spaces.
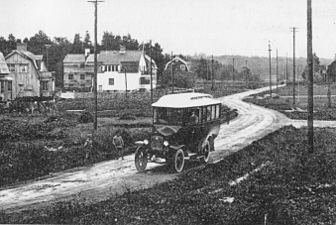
xmin=2 ymin=85 xmax=336 ymax=213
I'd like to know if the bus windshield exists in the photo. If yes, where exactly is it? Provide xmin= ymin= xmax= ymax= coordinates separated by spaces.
xmin=153 ymin=107 xmax=183 ymax=125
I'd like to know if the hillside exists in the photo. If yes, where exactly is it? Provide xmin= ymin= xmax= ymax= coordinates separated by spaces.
xmin=214 ymin=55 xmax=333 ymax=81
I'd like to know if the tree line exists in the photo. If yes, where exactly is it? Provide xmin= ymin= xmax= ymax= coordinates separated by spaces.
xmin=0 ymin=30 xmax=259 ymax=90
xmin=0 ymin=31 xmax=169 ymax=87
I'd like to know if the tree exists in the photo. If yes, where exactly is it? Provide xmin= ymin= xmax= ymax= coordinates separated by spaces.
xmin=83 ymin=31 xmax=92 ymax=50
xmin=70 ymin=33 xmax=83 ymax=54
xmin=302 ymin=53 xmax=322 ymax=82
xmin=49 ymin=37 xmax=72 ymax=87
xmin=27 ymin=30 xmax=52 ymax=54
xmin=101 ymin=32 xmax=120 ymax=50
xmin=122 ymin=34 xmax=139 ymax=50
xmin=161 ymin=69 xmax=197 ymax=89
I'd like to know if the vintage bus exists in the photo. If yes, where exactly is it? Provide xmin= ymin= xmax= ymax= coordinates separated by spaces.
xmin=134 ymin=92 xmax=222 ymax=173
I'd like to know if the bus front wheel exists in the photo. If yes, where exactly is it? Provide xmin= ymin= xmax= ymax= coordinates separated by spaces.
xmin=135 ymin=147 xmax=148 ymax=172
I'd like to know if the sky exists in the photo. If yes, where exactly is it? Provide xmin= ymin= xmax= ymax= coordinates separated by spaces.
xmin=0 ymin=0 xmax=336 ymax=58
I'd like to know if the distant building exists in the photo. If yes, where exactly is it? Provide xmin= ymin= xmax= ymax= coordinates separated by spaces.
xmin=327 ymin=62 xmax=336 ymax=82
xmin=86 ymin=46 xmax=157 ymax=92
xmin=0 ymin=52 xmax=11 ymax=100
xmin=5 ymin=43 xmax=55 ymax=99
xmin=63 ymin=49 xmax=93 ymax=91
xmin=164 ymin=56 xmax=191 ymax=73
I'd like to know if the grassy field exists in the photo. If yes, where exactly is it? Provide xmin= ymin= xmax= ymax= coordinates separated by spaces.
xmin=56 ymin=81 xmax=266 ymax=116
xmin=274 ymin=83 xmax=336 ymax=96
xmin=3 ymin=126 xmax=336 ymax=224
xmin=245 ymin=83 xmax=336 ymax=120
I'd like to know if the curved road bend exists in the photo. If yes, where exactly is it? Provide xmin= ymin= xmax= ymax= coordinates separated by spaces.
xmin=1 ymin=85 xmax=334 ymax=213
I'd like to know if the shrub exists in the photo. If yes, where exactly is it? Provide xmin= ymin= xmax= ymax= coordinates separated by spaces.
xmin=78 ymin=111 xmax=94 ymax=123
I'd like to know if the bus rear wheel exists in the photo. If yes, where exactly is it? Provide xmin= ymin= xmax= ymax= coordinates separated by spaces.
xmin=201 ymin=140 xmax=211 ymax=163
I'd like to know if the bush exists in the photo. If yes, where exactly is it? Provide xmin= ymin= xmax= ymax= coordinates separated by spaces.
xmin=78 ymin=111 xmax=93 ymax=123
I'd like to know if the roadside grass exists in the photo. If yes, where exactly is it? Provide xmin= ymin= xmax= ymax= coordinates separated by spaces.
xmin=244 ymin=83 xmax=336 ymax=120
xmin=274 ymin=83 xmax=336 ymax=96
xmin=0 ymin=116 xmax=151 ymax=188
xmin=3 ymin=126 xmax=336 ymax=224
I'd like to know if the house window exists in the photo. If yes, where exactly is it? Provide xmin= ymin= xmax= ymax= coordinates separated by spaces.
xmin=19 ymin=64 xmax=28 ymax=73
xmin=8 ymin=64 xmax=15 ymax=72
xmin=109 ymin=78 xmax=114 ymax=85
xmin=180 ymin=64 xmax=186 ymax=71
xmin=68 ymin=74 xmax=74 ymax=80
xmin=42 ymin=81 xmax=48 ymax=91
xmin=8 ymin=81 xmax=12 ymax=91
xmin=140 ymin=77 xmax=150 ymax=84
xmin=80 ymin=74 xmax=85 ymax=80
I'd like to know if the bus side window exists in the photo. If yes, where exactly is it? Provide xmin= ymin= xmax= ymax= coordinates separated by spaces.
xmin=207 ymin=106 xmax=212 ymax=121
xmin=212 ymin=105 xmax=216 ymax=120
xmin=216 ymin=105 xmax=220 ymax=119
xmin=202 ymin=107 xmax=207 ymax=123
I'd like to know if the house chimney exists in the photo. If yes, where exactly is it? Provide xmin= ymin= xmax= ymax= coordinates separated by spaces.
xmin=16 ymin=43 xmax=27 ymax=51
xmin=119 ymin=45 xmax=126 ymax=54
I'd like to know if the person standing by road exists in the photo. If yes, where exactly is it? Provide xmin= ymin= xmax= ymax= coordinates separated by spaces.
xmin=113 ymin=130 xmax=124 ymax=160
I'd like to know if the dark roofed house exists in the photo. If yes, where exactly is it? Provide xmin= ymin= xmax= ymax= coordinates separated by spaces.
xmin=5 ymin=43 xmax=55 ymax=99
xmin=164 ymin=56 xmax=191 ymax=73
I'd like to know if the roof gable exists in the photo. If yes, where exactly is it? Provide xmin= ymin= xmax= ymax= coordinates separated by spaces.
xmin=98 ymin=50 xmax=142 ymax=64
xmin=164 ymin=56 xmax=191 ymax=71
xmin=0 ymin=52 xmax=9 ymax=74
xmin=63 ymin=54 xmax=86 ymax=63
xmin=5 ymin=50 xmax=41 ymax=71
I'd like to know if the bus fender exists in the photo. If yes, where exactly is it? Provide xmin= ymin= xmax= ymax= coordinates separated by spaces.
xmin=170 ymin=144 xmax=185 ymax=151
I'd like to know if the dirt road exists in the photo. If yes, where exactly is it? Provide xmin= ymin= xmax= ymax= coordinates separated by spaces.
xmin=2 ymin=85 xmax=336 ymax=213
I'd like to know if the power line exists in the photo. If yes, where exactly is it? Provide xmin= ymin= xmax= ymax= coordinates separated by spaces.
xmin=88 ymin=0 xmax=104 ymax=130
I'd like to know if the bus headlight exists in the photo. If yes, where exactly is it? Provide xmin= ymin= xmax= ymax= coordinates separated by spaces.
xmin=144 ymin=139 xmax=149 ymax=145
xmin=163 ymin=141 xmax=169 ymax=147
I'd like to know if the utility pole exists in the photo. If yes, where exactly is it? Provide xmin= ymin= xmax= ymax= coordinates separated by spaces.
xmin=88 ymin=0 xmax=104 ymax=130
xmin=245 ymin=60 xmax=248 ymax=80
xmin=286 ymin=53 xmax=289 ymax=82
xmin=149 ymin=40 xmax=153 ymax=104
xmin=307 ymin=0 xmax=314 ymax=153
xmin=276 ymin=48 xmax=279 ymax=91
xmin=171 ymin=52 xmax=174 ymax=93
xmin=124 ymin=67 xmax=128 ymax=98
xmin=268 ymin=41 xmax=272 ymax=96
xmin=211 ymin=55 xmax=215 ymax=90
xmin=232 ymin=58 xmax=235 ymax=81
xmin=291 ymin=27 xmax=297 ymax=105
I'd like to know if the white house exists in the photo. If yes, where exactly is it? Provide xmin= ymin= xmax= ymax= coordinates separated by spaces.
xmin=86 ymin=47 xmax=157 ymax=92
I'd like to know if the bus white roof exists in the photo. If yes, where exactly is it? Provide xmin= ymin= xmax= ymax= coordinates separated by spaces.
xmin=152 ymin=92 xmax=221 ymax=108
